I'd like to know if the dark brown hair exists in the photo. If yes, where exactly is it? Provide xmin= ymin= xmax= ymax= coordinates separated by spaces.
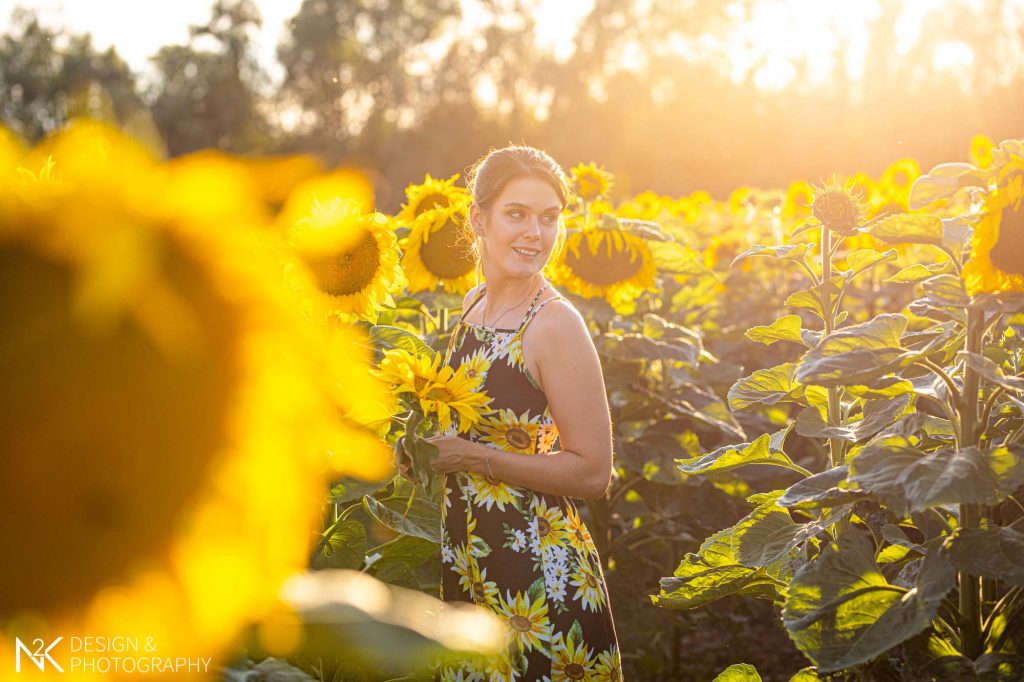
xmin=466 ymin=145 xmax=570 ymax=211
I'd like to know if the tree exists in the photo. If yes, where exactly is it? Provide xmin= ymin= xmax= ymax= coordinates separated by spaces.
xmin=0 ymin=8 xmax=145 ymax=143
xmin=149 ymin=0 xmax=268 ymax=155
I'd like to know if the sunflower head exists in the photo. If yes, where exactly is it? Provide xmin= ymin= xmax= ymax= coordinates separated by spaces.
xmin=288 ymin=198 xmax=405 ymax=323
xmin=971 ymin=134 xmax=996 ymax=169
xmin=811 ymin=181 xmax=863 ymax=235
xmin=397 ymin=173 xmax=470 ymax=228
xmin=963 ymin=161 xmax=1024 ymax=295
xmin=0 ymin=121 xmax=390 ymax=670
xmin=571 ymin=162 xmax=613 ymax=202
xmin=402 ymin=203 xmax=478 ymax=294
xmin=549 ymin=226 xmax=658 ymax=313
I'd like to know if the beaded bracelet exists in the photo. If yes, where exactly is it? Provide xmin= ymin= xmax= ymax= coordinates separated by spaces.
xmin=483 ymin=453 xmax=498 ymax=485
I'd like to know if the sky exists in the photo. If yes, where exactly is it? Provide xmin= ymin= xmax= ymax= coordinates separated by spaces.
xmin=0 ymin=0 xmax=304 ymax=84
xmin=0 ymin=0 xmax=591 ymax=88
xmin=0 ymin=0 xmax=1017 ymax=95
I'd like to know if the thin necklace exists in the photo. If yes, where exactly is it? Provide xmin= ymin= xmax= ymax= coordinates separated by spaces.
xmin=482 ymin=279 xmax=539 ymax=329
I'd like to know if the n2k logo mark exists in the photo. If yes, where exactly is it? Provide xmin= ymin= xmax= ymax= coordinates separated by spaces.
xmin=14 ymin=637 xmax=64 ymax=673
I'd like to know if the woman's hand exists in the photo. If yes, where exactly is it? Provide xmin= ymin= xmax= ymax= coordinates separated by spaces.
xmin=427 ymin=435 xmax=481 ymax=475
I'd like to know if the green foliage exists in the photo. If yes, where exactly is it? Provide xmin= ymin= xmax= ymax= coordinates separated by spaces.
xmin=782 ymin=534 xmax=954 ymax=673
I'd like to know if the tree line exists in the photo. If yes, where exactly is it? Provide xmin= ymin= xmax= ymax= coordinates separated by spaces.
xmin=2 ymin=0 xmax=1022 ymax=210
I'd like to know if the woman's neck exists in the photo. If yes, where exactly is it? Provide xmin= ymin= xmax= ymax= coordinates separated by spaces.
xmin=480 ymin=272 xmax=542 ymax=324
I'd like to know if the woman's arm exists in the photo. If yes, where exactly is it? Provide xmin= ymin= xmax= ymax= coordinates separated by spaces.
xmin=430 ymin=300 xmax=613 ymax=499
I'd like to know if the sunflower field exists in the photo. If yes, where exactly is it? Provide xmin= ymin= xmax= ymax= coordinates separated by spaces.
xmin=3 ymin=120 xmax=1024 ymax=681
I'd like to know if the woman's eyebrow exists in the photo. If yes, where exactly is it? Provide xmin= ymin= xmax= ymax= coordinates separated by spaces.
xmin=501 ymin=201 xmax=562 ymax=212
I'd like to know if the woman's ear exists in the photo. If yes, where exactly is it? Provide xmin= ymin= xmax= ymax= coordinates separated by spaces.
xmin=470 ymin=203 xmax=485 ymax=235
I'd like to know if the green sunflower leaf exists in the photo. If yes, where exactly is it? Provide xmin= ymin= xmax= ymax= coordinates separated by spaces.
xmin=885 ymin=262 xmax=953 ymax=284
xmin=363 ymin=494 xmax=442 ymax=544
xmin=745 ymin=315 xmax=806 ymax=347
xmin=796 ymin=314 xmax=915 ymax=387
xmin=652 ymin=526 xmax=788 ymax=610
xmin=959 ymin=351 xmax=1024 ymax=392
xmin=782 ymin=533 xmax=954 ymax=673
xmin=313 ymin=519 xmax=367 ymax=570
xmin=794 ymin=395 xmax=910 ymax=443
xmin=849 ymin=439 xmax=1024 ymax=516
xmin=908 ymin=162 xmax=976 ymax=210
xmin=713 ymin=663 xmax=762 ymax=681
xmin=778 ymin=466 xmax=865 ymax=511
xmin=731 ymin=243 xmax=811 ymax=268
xmin=844 ymin=248 xmax=897 ymax=277
xmin=728 ymin=363 xmax=804 ymax=410
xmin=863 ymin=214 xmax=944 ymax=246
xmin=947 ymin=526 xmax=1024 ymax=587
xmin=677 ymin=426 xmax=802 ymax=476
xmin=370 ymin=324 xmax=436 ymax=357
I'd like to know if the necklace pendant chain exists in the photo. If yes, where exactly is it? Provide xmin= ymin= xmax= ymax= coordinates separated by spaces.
xmin=482 ymin=278 xmax=541 ymax=329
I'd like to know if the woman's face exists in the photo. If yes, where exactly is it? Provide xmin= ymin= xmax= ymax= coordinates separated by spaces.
xmin=473 ymin=175 xmax=562 ymax=281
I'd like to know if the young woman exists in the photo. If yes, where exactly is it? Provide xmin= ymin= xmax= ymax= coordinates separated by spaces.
xmin=429 ymin=146 xmax=622 ymax=681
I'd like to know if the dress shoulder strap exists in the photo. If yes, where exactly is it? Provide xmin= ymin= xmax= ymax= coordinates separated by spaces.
xmin=462 ymin=285 xmax=487 ymax=320
xmin=443 ymin=285 xmax=486 ymax=365
xmin=517 ymin=285 xmax=562 ymax=334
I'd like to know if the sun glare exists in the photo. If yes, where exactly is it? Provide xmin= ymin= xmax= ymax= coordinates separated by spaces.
xmin=706 ymin=0 xmax=972 ymax=91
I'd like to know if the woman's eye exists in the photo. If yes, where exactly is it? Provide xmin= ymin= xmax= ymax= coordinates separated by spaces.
xmin=508 ymin=210 xmax=524 ymax=219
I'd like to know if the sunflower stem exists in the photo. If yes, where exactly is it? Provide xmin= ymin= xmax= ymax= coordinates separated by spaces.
xmin=820 ymin=224 xmax=848 ymax=473
xmin=959 ymin=305 xmax=985 ymax=659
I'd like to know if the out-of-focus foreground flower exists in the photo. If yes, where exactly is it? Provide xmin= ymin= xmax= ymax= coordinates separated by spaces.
xmin=0 ymin=121 xmax=391 ymax=679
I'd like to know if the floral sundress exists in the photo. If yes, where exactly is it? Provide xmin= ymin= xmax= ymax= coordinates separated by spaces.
xmin=438 ymin=284 xmax=622 ymax=682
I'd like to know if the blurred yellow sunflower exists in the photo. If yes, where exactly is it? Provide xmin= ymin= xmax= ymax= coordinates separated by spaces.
xmin=374 ymin=347 xmax=492 ymax=434
xmin=571 ymin=162 xmax=613 ymax=201
xmin=396 ymin=172 xmax=470 ymax=227
xmin=286 ymin=197 xmax=406 ymax=323
xmin=549 ymin=226 xmax=657 ymax=313
xmin=962 ymin=160 xmax=1024 ymax=295
xmin=871 ymin=158 xmax=920 ymax=217
xmin=971 ymin=134 xmax=995 ymax=169
xmin=402 ymin=203 xmax=478 ymax=294
xmin=781 ymin=179 xmax=815 ymax=227
xmin=0 ymin=121 xmax=389 ymax=677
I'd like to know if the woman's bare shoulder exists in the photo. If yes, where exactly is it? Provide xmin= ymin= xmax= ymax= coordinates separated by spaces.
xmin=527 ymin=290 xmax=588 ymax=339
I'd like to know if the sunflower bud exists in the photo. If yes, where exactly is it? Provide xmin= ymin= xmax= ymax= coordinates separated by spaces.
xmin=812 ymin=185 xmax=861 ymax=235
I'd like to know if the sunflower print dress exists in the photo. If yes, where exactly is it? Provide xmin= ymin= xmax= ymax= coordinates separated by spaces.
xmin=438 ymin=284 xmax=622 ymax=682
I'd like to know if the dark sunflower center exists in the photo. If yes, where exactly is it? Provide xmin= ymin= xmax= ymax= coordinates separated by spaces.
xmin=564 ymin=233 xmax=642 ymax=286
xmin=304 ymin=228 xmax=380 ymax=297
xmin=505 ymin=427 xmax=531 ymax=450
xmin=419 ymin=218 xmax=475 ymax=280
xmin=428 ymin=386 xmax=455 ymax=402
xmin=471 ymin=580 xmax=485 ymax=603
xmin=537 ymin=516 xmax=551 ymax=537
xmin=565 ymin=663 xmax=586 ymax=680
xmin=509 ymin=614 xmax=532 ymax=632
xmin=586 ymin=574 xmax=598 ymax=588
xmin=414 ymin=192 xmax=449 ymax=216
xmin=991 ymin=201 xmax=1024 ymax=275
xmin=0 ymin=237 xmax=238 ymax=619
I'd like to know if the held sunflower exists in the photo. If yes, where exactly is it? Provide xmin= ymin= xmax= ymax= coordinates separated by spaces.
xmin=0 ymin=121 xmax=390 ymax=674
xmin=374 ymin=347 xmax=493 ymax=434
xmin=962 ymin=160 xmax=1024 ymax=295
xmin=401 ymin=203 xmax=478 ymax=295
